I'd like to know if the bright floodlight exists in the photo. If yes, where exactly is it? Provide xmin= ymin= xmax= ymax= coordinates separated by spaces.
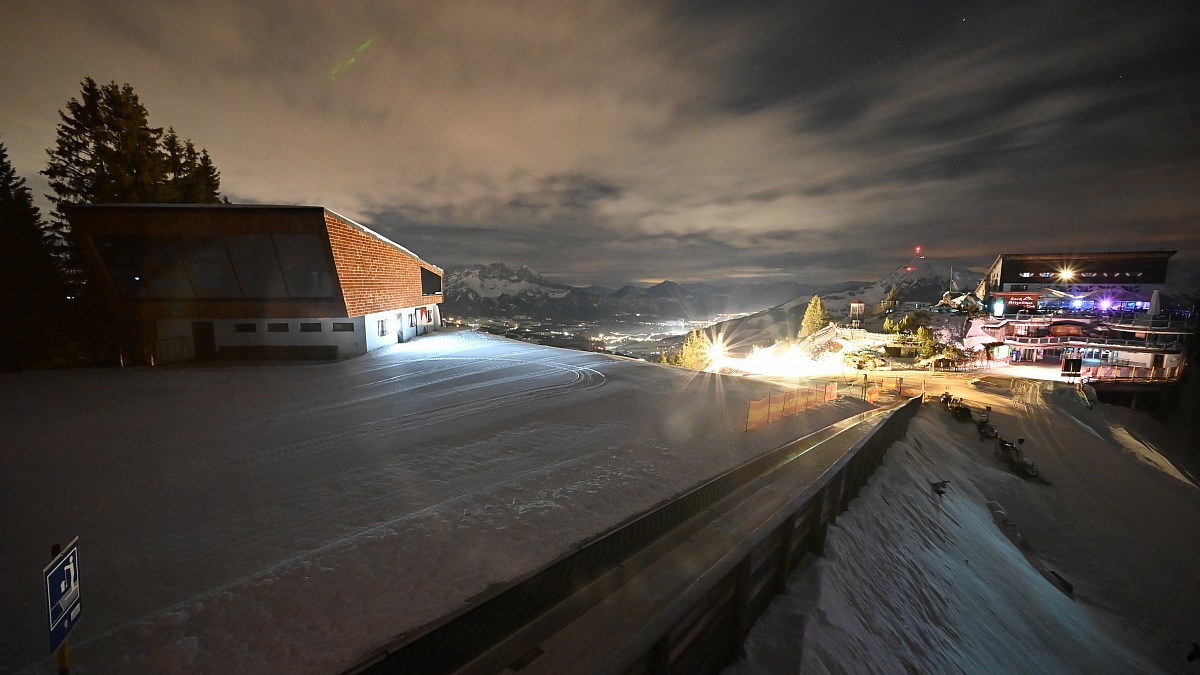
xmin=1059 ymin=268 xmax=1075 ymax=280
xmin=708 ymin=332 xmax=726 ymax=370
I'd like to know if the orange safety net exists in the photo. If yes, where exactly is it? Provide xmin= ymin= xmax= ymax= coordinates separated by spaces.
xmin=746 ymin=396 xmax=771 ymax=431
xmin=747 ymin=382 xmax=839 ymax=431
xmin=769 ymin=394 xmax=786 ymax=422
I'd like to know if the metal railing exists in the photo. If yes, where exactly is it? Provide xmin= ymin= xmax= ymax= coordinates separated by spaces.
xmin=1005 ymin=335 xmax=1184 ymax=350
xmin=152 ymin=336 xmax=192 ymax=365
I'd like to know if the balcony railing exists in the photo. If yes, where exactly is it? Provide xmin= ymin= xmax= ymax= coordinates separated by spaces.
xmin=1004 ymin=335 xmax=1183 ymax=350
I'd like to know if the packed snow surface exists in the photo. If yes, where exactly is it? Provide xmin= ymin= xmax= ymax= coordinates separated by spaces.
xmin=1 ymin=330 xmax=871 ymax=674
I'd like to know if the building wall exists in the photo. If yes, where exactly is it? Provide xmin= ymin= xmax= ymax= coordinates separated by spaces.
xmin=157 ymin=317 xmax=368 ymax=359
xmin=325 ymin=214 xmax=443 ymax=317
xmin=363 ymin=303 xmax=442 ymax=351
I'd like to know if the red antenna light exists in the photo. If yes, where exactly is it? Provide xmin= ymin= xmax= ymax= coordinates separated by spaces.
xmin=905 ymin=266 xmax=914 ymax=272
xmin=915 ymin=245 xmax=924 ymax=259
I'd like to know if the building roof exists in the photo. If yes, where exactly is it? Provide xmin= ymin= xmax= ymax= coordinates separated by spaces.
xmin=979 ymin=250 xmax=1175 ymax=293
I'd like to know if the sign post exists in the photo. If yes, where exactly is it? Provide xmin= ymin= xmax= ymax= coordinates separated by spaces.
xmin=44 ymin=538 xmax=81 ymax=669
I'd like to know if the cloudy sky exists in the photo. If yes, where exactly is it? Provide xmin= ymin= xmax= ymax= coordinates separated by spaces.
xmin=2 ymin=0 xmax=1197 ymax=287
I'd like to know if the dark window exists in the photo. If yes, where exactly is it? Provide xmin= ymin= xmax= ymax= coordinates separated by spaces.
xmin=267 ymin=323 xmax=289 ymax=332
xmin=225 ymin=235 xmax=288 ymax=298
xmin=272 ymin=234 xmax=336 ymax=298
xmin=332 ymin=322 xmax=355 ymax=332
xmin=234 ymin=323 xmax=256 ymax=333
xmin=421 ymin=267 xmax=442 ymax=295
xmin=184 ymin=236 xmax=242 ymax=298
xmin=300 ymin=322 xmax=322 ymax=332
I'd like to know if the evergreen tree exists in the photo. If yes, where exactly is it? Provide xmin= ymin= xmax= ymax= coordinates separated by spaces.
xmin=0 ymin=139 xmax=65 ymax=369
xmin=161 ymin=129 xmax=222 ymax=203
xmin=800 ymin=295 xmax=831 ymax=337
xmin=894 ymin=313 xmax=914 ymax=334
xmin=661 ymin=330 xmax=713 ymax=370
xmin=40 ymin=78 xmax=226 ymax=365
xmin=42 ymin=78 xmax=224 ymax=256
xmin=884 ymin=284 xmax=899 ymax=306
xmin=917 ymin=326 xmax=937 ymax=358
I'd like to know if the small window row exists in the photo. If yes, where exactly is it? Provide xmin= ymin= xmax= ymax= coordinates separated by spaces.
xmin=232 ymin=322 xmax=356 ymax=333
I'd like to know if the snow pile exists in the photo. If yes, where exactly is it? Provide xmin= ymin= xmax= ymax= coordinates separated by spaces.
xmin=730 ymin=386 xmax=1200 ymax=674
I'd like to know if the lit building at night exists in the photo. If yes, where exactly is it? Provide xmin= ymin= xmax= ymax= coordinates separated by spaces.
xmin=967 ymin=251 xmax=1193 ymax=382
xmin=66 ymin=204 xmax=443 ymax=364
xmin=974 ymin=250 xmax=1174 ymax=314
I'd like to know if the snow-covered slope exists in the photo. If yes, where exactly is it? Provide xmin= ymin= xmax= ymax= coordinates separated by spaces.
xmin=696 ymin=258 xmax=982 ymax=351
xmin=800 ymin=256 xmax=982 ymax=316
xmin=731 ymin=381 xmax=1200 ymax=674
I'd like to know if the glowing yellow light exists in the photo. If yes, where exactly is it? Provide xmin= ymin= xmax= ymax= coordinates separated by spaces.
xmin=1059 ymin=268 xmax=1075 ymax=280
xmin=707 ymin=332 xmax=726 ymax=370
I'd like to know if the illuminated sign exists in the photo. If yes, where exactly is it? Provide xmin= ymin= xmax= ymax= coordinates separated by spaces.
xmin=992 ymin=292 xmax=1038 ymax=309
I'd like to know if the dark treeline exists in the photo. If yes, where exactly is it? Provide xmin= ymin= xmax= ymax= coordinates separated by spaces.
xmin=0 ymin=77 xmax=225 ymax=370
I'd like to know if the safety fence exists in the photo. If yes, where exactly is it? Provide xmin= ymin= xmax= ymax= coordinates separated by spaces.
xmin=349 ymin=397 xmax=923 ymax=675
xmin=1081 ymin=364 xmax=1182 ymax=382
xmin=745 ymin=383 xmax=838 ymax=431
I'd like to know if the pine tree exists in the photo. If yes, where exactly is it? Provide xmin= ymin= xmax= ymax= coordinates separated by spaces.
xmin=161 ymin=130 xmax=221 ymax=203
xmin=42 ymin=78 xmax=224 ymax=248
xmin=0 ymin=139 xmax=65 ymax=368
xmin=40 ymin=78 xmax=227 ymax=365
xmin=917 ymin=326 xmax=937 ymax=358
xmin=661 ymin=330 xmax=713 ymax=370
xmin=800 ymin=295 xmax=831 ymax=337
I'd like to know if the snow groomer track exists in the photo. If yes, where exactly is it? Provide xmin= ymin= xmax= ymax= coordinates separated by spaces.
xmin=350 ymin=397 xmax=922 ymax=675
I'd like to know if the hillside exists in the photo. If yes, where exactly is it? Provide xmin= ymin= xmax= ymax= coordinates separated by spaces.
xmin=441 ymin=263 xmax=862 ymax=321
xmin=696 ymin=257 xmax=982 ymax=350
xmin=798 ymin=255 xmax=982 ymax=316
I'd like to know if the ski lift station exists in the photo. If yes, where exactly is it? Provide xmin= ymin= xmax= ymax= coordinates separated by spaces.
xmin=65 ymin=204 xmax=444 ymax=364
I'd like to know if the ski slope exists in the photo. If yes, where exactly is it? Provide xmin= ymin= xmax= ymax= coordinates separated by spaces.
xmin=1 ymin=330 xmax=871 ymax=673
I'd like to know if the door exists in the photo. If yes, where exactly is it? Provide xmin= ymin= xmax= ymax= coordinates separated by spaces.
xmin=192 ymin=321 xmax=216 ymax=360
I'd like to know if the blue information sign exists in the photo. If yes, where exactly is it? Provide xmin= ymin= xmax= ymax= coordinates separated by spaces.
xmin=44 ymin=537 xmax=81 ymax=652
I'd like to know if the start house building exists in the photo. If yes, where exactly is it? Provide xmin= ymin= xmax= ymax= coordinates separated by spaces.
xmin=66 ymin=204 xmax=443 ymax=363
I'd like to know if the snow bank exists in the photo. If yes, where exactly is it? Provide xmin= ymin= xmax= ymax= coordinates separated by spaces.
xmin=730 ymin=389 xmax=1200 ymax=674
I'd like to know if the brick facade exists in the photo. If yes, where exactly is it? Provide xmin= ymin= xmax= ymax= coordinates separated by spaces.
xmin=324 ymin=213 xmax=443 ymax=317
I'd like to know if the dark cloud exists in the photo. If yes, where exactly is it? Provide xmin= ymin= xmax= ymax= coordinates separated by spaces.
xmin=1 ymin=0 xmax=1196 ymax=288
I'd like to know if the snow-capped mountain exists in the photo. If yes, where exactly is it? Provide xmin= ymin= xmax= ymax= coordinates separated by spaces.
xmin=443 ymin=263 xmax=604 ymax=318
xmin=441 ymin=263 xmax=858 ymax=320
xmin=801 ymin=256 xmax=983 ymax=316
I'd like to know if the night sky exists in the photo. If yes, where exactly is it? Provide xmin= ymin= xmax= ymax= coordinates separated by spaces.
xmin=2 ymin=1 xmax=1197 ymax=287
